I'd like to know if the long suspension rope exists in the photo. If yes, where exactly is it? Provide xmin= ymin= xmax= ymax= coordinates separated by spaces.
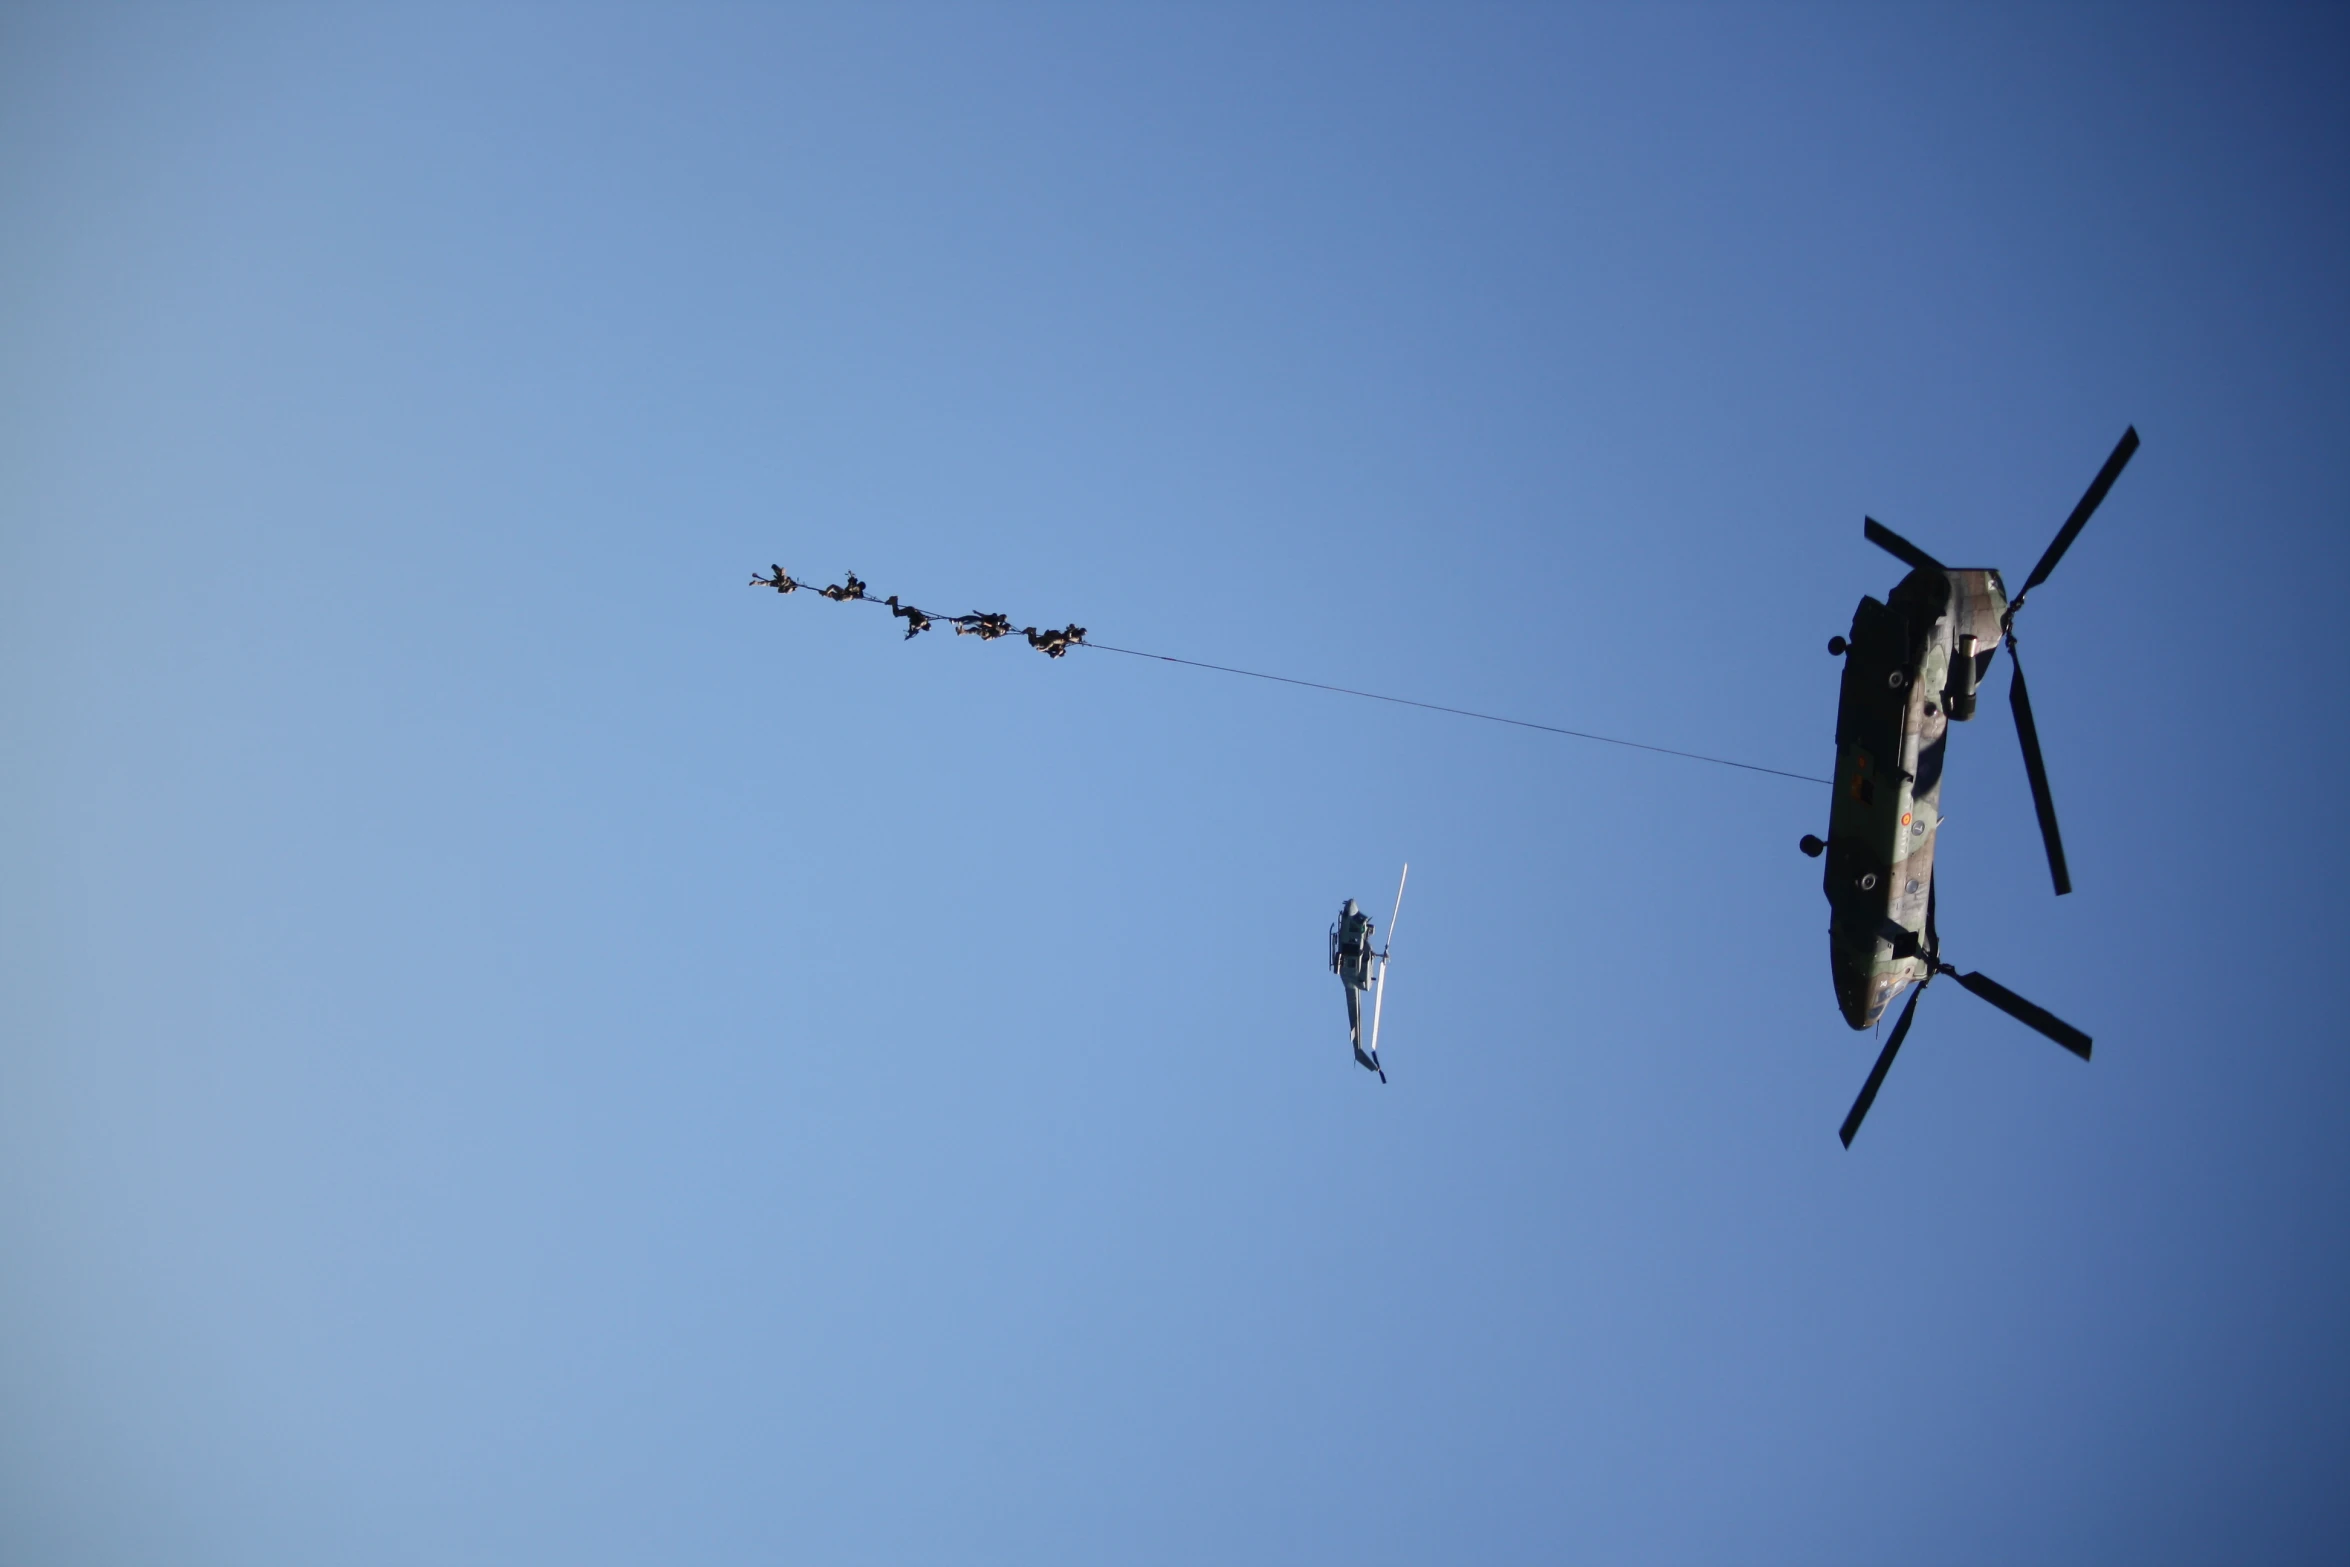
xmin=752 ymin=564 xmax=1829 ymax=786
xmin=1076 ymin=639 xmax=1827 ymax=784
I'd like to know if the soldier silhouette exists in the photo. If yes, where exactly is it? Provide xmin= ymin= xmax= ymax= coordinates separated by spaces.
xmin=1025 ymin=622 xmax=1085 ymax=657
xmin=886 ymin=596 xmax=933 ymax=638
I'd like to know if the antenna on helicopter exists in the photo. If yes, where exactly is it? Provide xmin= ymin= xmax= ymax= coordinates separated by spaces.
xmin=1363 ymin=863 xmax=1408 ymax=1083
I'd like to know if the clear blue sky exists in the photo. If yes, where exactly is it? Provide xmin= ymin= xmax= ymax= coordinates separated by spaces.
xmin=4 ymin=5 xmax=2345 ymax=1562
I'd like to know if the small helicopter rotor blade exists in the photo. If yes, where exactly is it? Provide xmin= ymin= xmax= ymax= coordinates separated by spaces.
xmin=2007 ymin=649 xmax=2074 ymax=896
xmin=1367 ymin=866 xmax=1406 ymax=1065
xmin=1840 ymin=984 xmax=1923 ymax=1148
xmin=1864 ymin=517 xmax=1947 ymax=576
xmin=2018 ymin=426 xmax=2139 ymax=602
xmin=1366 ymin=863 xmax=1408 ymax=1068
xmin=1384 ymin=863 xmax=1410 ymax=958
xmin=1949 ymin=969 xmax=2093 ymax=1061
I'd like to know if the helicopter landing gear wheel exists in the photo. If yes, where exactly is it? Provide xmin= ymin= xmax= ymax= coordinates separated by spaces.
xmin=1800 ymin=834 xmax=1825 ymax=858
xmin=1828 ymin=636 xmax=1848 ymax=656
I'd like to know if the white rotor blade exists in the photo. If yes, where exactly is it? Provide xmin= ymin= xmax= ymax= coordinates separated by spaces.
xmin=1369 ymin=863 xmax=1408 ymax=1059
xmin=1385 ymin=863 xmax=1409 ymax=958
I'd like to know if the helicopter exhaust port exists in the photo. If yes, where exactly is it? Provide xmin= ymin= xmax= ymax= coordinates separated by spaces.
xmin=1943 ymin=632 xmax=1980 ymax=721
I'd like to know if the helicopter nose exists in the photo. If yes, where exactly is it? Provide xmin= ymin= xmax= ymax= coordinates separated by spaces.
xmin=1832 ymin=943 xmax=1903 ymax=1032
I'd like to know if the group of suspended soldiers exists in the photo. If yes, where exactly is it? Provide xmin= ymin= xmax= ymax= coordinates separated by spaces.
xmin=751 ymin=566 xmax=1085 ymax=657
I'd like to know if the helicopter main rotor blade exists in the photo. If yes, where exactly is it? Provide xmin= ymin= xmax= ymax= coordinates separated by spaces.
xmin=1840 ymin=984 xmax=1923 ymax=1148
xmin=2017 ymin=426 xmax=2139 ymax=601
xmin=1864 ymin=517 xmax=1946 ymax=576
xmin=1367 ymin=864 xmax=1408 ymax=1067
xmin=1949 ymin=969 xmax=2093 ymax=1061
xmin=2007 ymin=647 xmax=2073 ymax=895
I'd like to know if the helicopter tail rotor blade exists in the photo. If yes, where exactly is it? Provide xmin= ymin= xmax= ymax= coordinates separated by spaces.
xmin=1864 ymin=517 xmax=1946 ymax=576
xmin=1950 ymin=969 xmax=2093 ymax=1060
xmin=2007 ymin=648 xmax=2073 ymax=896
xmin=1840 ymin=984 xmax=1923 ymax=1148
xmin=2018 ymin=427 xmax=2139 ymax=601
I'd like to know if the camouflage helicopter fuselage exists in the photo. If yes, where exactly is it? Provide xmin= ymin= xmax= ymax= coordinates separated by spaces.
xmin=1823 ymin=565 xmax=2009 ymax=1029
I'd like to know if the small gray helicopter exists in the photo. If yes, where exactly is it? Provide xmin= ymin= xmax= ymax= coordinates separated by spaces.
xmin=1331 ymin=864 xmax=1408 ymax=1082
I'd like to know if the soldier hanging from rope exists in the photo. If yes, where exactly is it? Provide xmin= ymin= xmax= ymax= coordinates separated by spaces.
xmin=954 ymin=611 xmax=1014 ymax=640
xmin=1023 ymin=622 xmax=1086 ymax=658
xmin=748 ymin=562 xmax=1079 ymax=654
xmin=885 ymin=595 xmax=933 ymax=638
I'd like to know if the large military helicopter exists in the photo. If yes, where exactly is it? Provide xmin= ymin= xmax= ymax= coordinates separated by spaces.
xmin=1799 ymin=429 xmax=2138 ymax=1145
xmin=1331 ymin=864 xmax=1408 ymax=1082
